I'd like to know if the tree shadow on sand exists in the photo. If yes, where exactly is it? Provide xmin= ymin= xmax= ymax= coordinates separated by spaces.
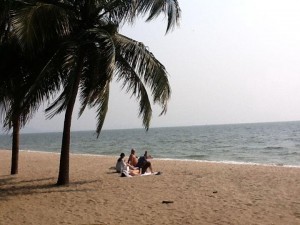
xmin=0 ymin=175 xmax=101 ymax=201
xmin=107 ymin=166 xmax=118 ymax=174
xmin=0 ymin=175 xmax=14 ymax=185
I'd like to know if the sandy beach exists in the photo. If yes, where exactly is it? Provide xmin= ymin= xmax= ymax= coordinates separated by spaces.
xmin=0 ymin=149 xmax=300 ymax=225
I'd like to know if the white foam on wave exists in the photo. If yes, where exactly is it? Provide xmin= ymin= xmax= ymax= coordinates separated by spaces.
xmin=20 ymin=149 xmax=115 ymax=158
xmin=18 ymin=150 xmax=300 ymax=168
xmin=154 ymin=157 xmax=300 ymax=168
xmin=20 ymin=149 xmax=60 ymax=155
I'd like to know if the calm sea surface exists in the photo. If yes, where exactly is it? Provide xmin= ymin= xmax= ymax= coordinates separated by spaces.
xmin=1 ymin=121 xmax=300 ymax=167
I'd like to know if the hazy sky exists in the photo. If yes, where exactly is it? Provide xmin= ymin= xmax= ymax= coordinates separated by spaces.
xmin=20 ymin=0 xmax=300 ymax=133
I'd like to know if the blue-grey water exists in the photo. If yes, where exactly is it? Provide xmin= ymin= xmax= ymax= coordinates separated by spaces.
xmin=1 ymin=121 xmax=300 ymax=167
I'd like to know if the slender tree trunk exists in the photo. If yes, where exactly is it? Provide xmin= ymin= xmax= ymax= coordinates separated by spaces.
xmin=11 ymin=117 xmax=20 ymax=175
xmin=56 ymin=102 xmax=74 ymax=185
xmin=56 ymin=56 xmax=84 ymax=186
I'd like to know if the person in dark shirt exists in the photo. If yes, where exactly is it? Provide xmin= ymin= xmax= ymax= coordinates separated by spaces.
xmin=136 ymin=151 xmax=154 ymax=174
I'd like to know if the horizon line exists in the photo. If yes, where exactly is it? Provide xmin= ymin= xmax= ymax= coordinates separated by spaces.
xmin=2 ymin=119 xmax=300 ymax=135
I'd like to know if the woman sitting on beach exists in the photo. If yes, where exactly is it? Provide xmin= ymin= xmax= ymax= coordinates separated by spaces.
xmin=127 ymin=149 xmax=138 ymax=167
xmin=116 ymin=153 xmax=136 ymax=173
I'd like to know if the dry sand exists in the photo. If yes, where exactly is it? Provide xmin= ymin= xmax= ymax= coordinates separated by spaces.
xmin=0 ymin=149 xmax=300 ymax=225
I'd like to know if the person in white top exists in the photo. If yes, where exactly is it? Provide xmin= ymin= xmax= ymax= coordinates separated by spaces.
xmin=116 ymin=153 xmax=136 ymax=173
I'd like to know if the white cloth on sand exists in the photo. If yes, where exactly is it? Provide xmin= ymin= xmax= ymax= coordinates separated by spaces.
xmin=121 ymin=171 xmax=161 ymax=177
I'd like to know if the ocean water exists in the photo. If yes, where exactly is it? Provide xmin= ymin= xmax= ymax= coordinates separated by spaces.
xmin=1 ymin=121 xmax=300 ymax=167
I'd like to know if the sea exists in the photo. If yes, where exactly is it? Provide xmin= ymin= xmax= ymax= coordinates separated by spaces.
xmin=1 ymin=121 xmax=300 ymax=167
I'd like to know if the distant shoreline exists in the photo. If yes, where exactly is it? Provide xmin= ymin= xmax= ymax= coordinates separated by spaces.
xmin=2 ymin=149 xmax=300 ymax=168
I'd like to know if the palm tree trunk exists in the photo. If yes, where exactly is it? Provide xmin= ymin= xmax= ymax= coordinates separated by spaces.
xmin=11 ymin=116 xmax=20 ymax=175
xmin=57 ymin=56 xmax=84 ymax=186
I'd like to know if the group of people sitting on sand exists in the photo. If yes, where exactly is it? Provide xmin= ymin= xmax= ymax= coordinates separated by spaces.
xmin=116 ymin=149 xmax=159 ymax=176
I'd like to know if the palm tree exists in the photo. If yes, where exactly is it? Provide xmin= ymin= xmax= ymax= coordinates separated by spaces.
xmin=0 ymin=41 xmax=22 ymax=175
xmin=0 ymin=1 xmax=30 ymax=175
xmin=0 ymin=39 xmax=38 ymax=174
xmin=11 ymin=0 xmax=181 ymax=185
xmin=0 ymin=0 xmax=60 ymax=174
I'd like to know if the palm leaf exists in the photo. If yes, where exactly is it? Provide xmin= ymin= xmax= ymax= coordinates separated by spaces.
xmin=113 ymin=33 xmax=171 ymax=115
xmin=93 ymin=80 xmax=110 ymax=137
xmin=115 ymin=54 xmax=152 ymax=129
xmin=12 ymin=2 xmax=71 ymax=53
xmin=44 ymin=43 xmax=81 ymax=118
xmin=108 ymin=0 xmax=181 ymax=32
xmin=140 ymin=0 xmax=181 ymax=32
xmin=74 ymin=28 xmax=116 ymax=117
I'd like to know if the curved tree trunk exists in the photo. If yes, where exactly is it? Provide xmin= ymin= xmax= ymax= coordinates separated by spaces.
xmin=11 ymin=117 xmax=20 ymax=175
xmin=57 ymin=56 xmax=84 ymax=186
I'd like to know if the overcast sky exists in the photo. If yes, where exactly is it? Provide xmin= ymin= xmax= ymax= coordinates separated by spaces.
xmin=18 ymin=0 xmax=300 ymax=133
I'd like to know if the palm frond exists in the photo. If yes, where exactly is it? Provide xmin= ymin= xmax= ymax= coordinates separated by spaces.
xmin=113 ymin=33 xmax=171 ymax=115
xmin=0 ymin=99 xmax=9 ymax=125
xmin=140 ymin=0 xmax=181 ymax=33
xmin=96 ymin=0 xmax=181 ymax=33
xmin=0 ymin=39 xmax=39 ymax=130
xmin=12 ymin=2 xmax=71 ymax=53
xmin=114 ymin=54 xmax=152 ymax=129
xmin=95 ymin=0 xmax=134 ymax=24
xmin=94 ymin=80 xmax=110 ymax=137
xmin=75 ymin=28 xmax=116 ymax=117
xmin=45 ymin=44 xmax=81 ymax=118
xmin=0 ymin=0 xmax=26 ymax=42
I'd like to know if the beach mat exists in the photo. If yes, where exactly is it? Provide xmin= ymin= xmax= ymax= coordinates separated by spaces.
xmin=121 ymin=171 xmax=162 ymax=177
